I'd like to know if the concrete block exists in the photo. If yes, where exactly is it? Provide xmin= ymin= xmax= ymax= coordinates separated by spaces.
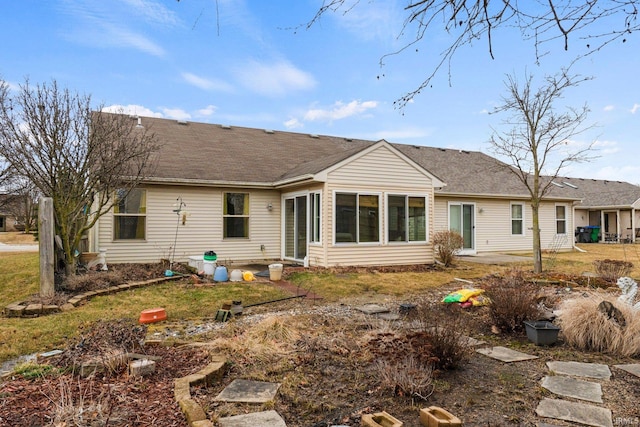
xmin=24 ymin=304 xmax=43 ymax=315
xmin=129 ymin=359 xmax=156 ymax=377
xmin=60 ymin=303 xmax=75 ymax=312
xmin=199 ymin=360 xmax=226 ymax=385
xmin=42 ymin=305 xmax=60 ymax=314
xmin=420 ymin=406 xmax=462 ymax=427
xmin=174 ymin=378 xmax=192 ymax=401
xmin=79 ymin=362 xmax=105 ymax=378
xmin=361 ymin=411 xmax=403 ymax=427
xmin=4 ymin=304 xmax=25 ymax=317
xmin=178 ymin=398 xmax=207 ymax=424
xmin=183 ymin=373 xmax=207 ymax=386
xmin=191 ymin=421 xmax=214 ymax=427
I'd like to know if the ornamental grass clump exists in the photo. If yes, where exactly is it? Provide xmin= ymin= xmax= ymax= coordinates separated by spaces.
xmin=557 ymin=294 xmax=640 ymax=357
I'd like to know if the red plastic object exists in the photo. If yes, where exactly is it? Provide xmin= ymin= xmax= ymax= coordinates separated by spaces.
xmin=139 ymin=308 xmax=167 ymax=324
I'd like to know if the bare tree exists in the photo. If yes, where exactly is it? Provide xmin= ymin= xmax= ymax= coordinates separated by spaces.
xmin=310 ymin=1 xmax=638 ymax=106
xmin=0 ymin=79 xmax=160 ymax=277
xmin=489 ymin=68 xmax=596 ymax=273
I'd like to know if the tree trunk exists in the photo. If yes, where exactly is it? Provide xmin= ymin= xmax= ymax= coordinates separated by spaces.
xmin=531 ymin=202 xmax=543 ymax=273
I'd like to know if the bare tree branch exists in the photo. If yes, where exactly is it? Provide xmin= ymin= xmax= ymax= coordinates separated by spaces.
xmin=0 ymin=78 xmax=160 ymax=278
xmin=488 ymin=67 xmax=597 ymax=273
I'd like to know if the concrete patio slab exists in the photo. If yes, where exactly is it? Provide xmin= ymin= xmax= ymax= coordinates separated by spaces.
xmin=214 ymin=379 xmax=281 ymax=403
xmin=218 ymin=410 xmax=287 ymax=427
xmin=354 ymin=304 xmax=389 ymax=315
xmin=536 ymin=398 xmax=612 ymax=427
xmin=476 ymin=346 xmax=538 ymax=362
xmin=546 ymin=361 xmax=611 ymax=380
xmin=613 ymin=363 xmax=640 ymax=378
xmin=540 ymin=375 xmax=603 ymax=403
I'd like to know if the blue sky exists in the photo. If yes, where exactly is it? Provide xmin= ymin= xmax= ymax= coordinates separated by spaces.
xmin=2 ymin=0 xmax=639 ymax=184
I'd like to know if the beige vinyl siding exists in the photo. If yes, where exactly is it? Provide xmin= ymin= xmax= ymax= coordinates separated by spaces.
xmin=434 ymin=197 xmax=574 ymax=253
xmin=96 ymin=185 xmax=281 ymax=264
xmin=323 ymin=146 xmax=435 ymax=267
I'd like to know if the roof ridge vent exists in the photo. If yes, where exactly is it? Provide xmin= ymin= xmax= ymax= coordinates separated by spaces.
xmin=309 ymin=134 xmax=319 ymax=138
xmin=221 ymin=124 xmax=231 ymax=129
xmin=264 ymin=129 xmax=274 ymax=134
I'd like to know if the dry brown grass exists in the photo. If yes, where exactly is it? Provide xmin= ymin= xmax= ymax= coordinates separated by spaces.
xmin=557 ymin=293 xmax=640 ymax=357
xmin=0 ymin=231 xmax=37 ymax=244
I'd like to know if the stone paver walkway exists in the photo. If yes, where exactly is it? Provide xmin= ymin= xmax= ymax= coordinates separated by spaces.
xmin=540 ymin=375 xmax=603 ymax=403
xmin=547 ymin=361 xmax=612 ymax=380
xmin=476 ymin=346 xmax=539 ymax=362
xmin=218 ymin=410 xmax=287 ymax=427
xmin=214 ymin=379 xmax=280 ymax=403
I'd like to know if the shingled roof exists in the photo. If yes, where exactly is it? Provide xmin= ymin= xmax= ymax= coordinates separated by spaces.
xmin=131 ymin=115 xmax=639 ymax=205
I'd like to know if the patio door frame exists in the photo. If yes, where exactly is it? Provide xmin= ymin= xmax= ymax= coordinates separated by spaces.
xmin=448 ymin=201 xmax=476 ymax=255
xmin=282 ymin=191 xmax=309 ymax=263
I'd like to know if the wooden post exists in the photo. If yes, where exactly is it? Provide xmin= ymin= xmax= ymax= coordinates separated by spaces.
xmin=39 ymin=197 xmax=55 ymax=298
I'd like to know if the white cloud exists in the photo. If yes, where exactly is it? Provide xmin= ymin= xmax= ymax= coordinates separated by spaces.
xmin=119 ymin=0 xmax=180 ymax=26
xmin=631 ymin=104 xmax=640 ymax=114
xmin=235 ymin=60 xmax=316 ymax=96
xmin=303 ymin=100 xmax=378 ymax=122
xmin=593 ymin=139 xmax=620 ymax=156
xmin=284 ymin=118 xmax=303 ymax=129
xmin=182 ymin=72 xmax=233 ymax=92
xmin=327 ymin=2 xmax=403 ymax=42
xmin=603 ymin=105 xmax=615 ymax=112
xmin=161 ymin=108 xmax=191 ymax=120
xmin=196 ymin=105 xmax=218 ymax=117
xmin=104 ymin=24 xmax=165 ymax=56
xmin=101 ymin=104 xmax=163 ymax=117
xmin=58 ymin=1 xmax=166 ymax=57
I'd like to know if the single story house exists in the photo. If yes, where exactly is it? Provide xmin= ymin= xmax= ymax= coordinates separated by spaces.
xmin=87 ymin=115 xmax=637 ymax=266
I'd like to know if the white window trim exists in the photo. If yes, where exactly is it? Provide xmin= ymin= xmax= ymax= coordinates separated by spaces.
xmin=332 ymin=190 xmax=382 ymax=245
xmin=310 ymin=191 xmax=322 ymax=245
xmin=113 ymin=188 xmax=147 ymax=241
xmin=223 ymin=192 xmax=250 ymax=239
xmin=555 ymin=203 xmax=568 ymax=235
xmin=510 ymin=202 xmax=525 ymax=236
xmin=386 ymin=193 xmax=429 ymax=244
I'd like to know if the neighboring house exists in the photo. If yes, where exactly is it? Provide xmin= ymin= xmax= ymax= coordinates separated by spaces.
xmin=87 ymin=115 xmax=635 ymax=266
xmin=0 ymin=194 xmax=25 ymax=232
xmin=555 ymin=177 xmax=640 ymax=243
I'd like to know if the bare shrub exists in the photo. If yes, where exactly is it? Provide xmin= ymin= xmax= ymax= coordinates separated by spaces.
xmin=375 ymin=356 xmax=434 ymax=401
xmin=46 ymin=376 xmax=122 ymax=426
xmin=484 ymin=269 xmax=542 ymax=333
xmin=557 ymin=294 xmax=640 ymax=357
xmin=593 ymin=259 xmax=633 ymax=283
xmin=414 ymin=304 xmax=473 ymax=370
xmin=432 ymin=230 xmax=464 ymax=267
xmin=55 ymin=319 xmax=146 ymax=374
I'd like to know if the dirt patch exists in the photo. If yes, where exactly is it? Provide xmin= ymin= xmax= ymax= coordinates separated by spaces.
xmin=2 ymin=266 xmax=638 ymax=426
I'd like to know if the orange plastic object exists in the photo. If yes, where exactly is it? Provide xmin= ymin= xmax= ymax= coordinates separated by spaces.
xmin=139 ymin=308 xmax=167 ymax=324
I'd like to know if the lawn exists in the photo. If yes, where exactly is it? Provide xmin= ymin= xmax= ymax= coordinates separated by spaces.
xmin=1 ymin=242 xmax=638 ymax=365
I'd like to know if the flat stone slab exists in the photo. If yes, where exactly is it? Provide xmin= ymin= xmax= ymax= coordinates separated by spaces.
xmin=374 ymin=312 xmax=400 ymax=320
xmin=476 ymin=346 xmax=538 ymax=362
xmin=214 ymin=379 xmax=280 ymax=403
xmin=354 ymin=304 xmax=389 ymax=315
xmin=613 ymin=363 xmax=640 ymax=378
xmin=546 ymin=361 xmax=611 ymax=380
xmin=218 ymin=410 xmax=287 ymax=427
xmin=541 ymin=375 xmax=603 ymax=403
xmin=536 ymin=398 xmax=612 ymax=427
